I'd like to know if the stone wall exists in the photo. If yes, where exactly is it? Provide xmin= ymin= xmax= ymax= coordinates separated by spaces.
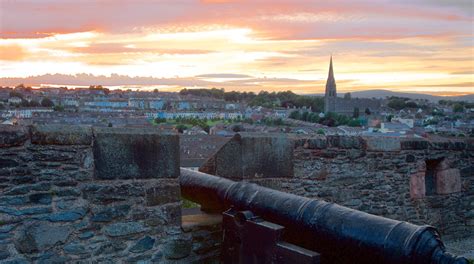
xmin=0 ymin=125 xmax=220 ymax=263
xmin=200 ymin=134 xmax=474 ymax=240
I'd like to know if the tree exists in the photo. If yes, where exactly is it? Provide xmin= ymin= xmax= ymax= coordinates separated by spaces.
xmin=348 ymin=119 xmax=361 ymax=127
xmin=9 ymin=91 xmax=23 ymax=99
xmin=453 ymin=103 xmax=464 ymax=113
xmin=405 ymin=101 xmax=418 ymax=108
xmin=353 ymin=107 xmax=360 ymax=118
xmin=41 ymin=97 xmax=54 ymax=107
xmin=53 ymin=105 xmax=64 ymax=111
xmin=29 ymin=100 xmax=40 ymax=107
xmin=154 ymin=117 xmax=167 ymax=124
xmin=176 ymin=124 xmax=187 ymax=133
xmin=387 ymin=98 xmax=406 ymax=110
xmin=289 ymin=111 xmax=301 ymax=120
xmin=364 ymin=107 xmax=371 ymax=115
xmin=344 ymin=92 xmax=351 ymax=100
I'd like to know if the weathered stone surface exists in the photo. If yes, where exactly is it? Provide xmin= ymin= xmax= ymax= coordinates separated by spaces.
xmin=93 ymin=127 xmax=179 ymax=180
xmin=129 ymin=236 xmax=155 ymax=253
xmin=0 ymin=125 xmax=28 ymax=147
xmin=163 ymin=235 xmax=192 ymax=260
xmin=410 ymin=172 xmax=426 ymax=199
xmin=304 ymin=136 xmax=327 ymax=149
xmin=64 ymin=242 xmax=87 ymax=255
xmin=82 ymin=183 xmax=144 ymax=204
xmin=5 ymin=183 xmax=50 ymax=195
xmin=401 ymin=139 xmax=429 ymax=150
xmin=94 ymin=241 xmax=127 ymax=255
xmin=91 ymin=204 xmax=131 ymax=222
xmin=78 ymin=230 xmax=94 ymax=239
xmin=0 ymin=206 xmax=52 ymax=216
xmin=31 ymin=125 xmax=93 ymax=145
xmin=327 ymin=135 xmax=365 ymax=149
xmin=47 ymin=208 xmax=87 ymax=222
xmin=28 ymin=193 xmax=52 ymax=205
xmin=364 ymin=136 xmax=400 ymax=152
xmin=15 ymin=222 xmax=73 ymax=253
xmin=145 ymin=183 xmax=180 ymax=206
xmin=436 ymin=169 xmax=462 ymax=194
xmin=201 ymin=133 xmax=294 ymax=179
xmin=103 ymin=222 xmax=146 ymax=237
xmin=406 ymin=154 xmax=416 ymax=163
xmin=0 ymin=247 xmax=9 ymax=260
xmin=0 ymin=158 xmax=19 ymax=168
xmin=36 ymin=253 xmax=70 ymax=264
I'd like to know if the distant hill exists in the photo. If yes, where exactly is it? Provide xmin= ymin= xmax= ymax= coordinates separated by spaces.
xmin=308 ymin=89 xmax=474 ymax=102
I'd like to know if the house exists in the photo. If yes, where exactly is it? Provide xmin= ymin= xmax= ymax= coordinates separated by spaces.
xmin=392 ymin=117 xmax=414 ymax=128
xmin=8 ymin=97 xmax=22 ymax=105
xmin=380 ymin=122 xmax=411 ymax=134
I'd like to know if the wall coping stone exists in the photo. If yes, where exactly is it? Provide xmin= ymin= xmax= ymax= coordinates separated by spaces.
xmin=93 ymin=127 xmax=180 ymax=180
xmin=0 ymin=125 xmax=28 ymax=147
xmin=31 ymin=125 xmax=93 ymax=145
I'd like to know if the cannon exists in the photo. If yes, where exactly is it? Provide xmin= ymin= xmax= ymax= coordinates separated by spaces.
xmin=180 ymin=168 xmax=468 ymax=264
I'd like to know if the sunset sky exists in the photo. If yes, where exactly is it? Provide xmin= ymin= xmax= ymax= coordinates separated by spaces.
xmin=0 ymin=0 xmax=473 ymax=95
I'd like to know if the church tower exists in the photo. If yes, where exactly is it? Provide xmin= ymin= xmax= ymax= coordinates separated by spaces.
xmin=324 ymin=56 xmax=337 ymax=113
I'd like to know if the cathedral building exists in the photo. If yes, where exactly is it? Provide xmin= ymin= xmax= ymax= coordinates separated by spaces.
xmin=323 ymin=56 xmax=381 ymax=115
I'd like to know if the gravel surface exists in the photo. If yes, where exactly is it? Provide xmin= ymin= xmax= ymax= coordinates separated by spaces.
xmin=445 ymin=237 xmax=474 ymax=260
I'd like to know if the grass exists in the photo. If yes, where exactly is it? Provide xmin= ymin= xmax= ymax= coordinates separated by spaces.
xmin=182 ymin=198 xmax=200 ymax=209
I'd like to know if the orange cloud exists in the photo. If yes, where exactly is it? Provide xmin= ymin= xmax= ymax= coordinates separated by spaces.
xmin=0 ymin=45 xmax=27 ymax=61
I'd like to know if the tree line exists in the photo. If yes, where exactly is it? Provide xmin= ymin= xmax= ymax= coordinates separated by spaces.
xmin=179 ymin=88 xmax=325 ymax=112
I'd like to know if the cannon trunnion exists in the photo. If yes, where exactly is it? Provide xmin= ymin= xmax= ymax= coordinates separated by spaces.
xmin=180 ymin=168 xmax=468 ymax=264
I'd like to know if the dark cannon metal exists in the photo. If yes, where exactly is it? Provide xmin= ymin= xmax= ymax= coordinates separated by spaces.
xmin=180 ymin=168 xmax=468 ymax=264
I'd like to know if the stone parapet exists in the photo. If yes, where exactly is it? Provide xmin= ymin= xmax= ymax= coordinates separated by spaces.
xmin=199 ymin=132 xmax=473 ymax=241
xmin=0 ymin=125 xmax=207 ymax=263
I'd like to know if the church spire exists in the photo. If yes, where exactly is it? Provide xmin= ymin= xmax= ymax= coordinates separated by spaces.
xmin=325 ymin=55 xmax=336 ymax=97
xmin=324 ymin=55 xmax=337 ymax=113
xmin=328 ymin=55 xmax=334 ymax=82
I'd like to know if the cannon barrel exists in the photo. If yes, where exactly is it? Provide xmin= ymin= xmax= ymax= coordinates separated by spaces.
xmin=180 ymin=168 xmax=468 ymax=264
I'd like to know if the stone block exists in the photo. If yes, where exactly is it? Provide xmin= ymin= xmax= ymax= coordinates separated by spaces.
xmin=82 ymin=182 xmax=145 ymax=204
xmin=103 ymin=222 xmax=147 ymax=237
xmin=401 ymin=138 xmax=429 ymax=150
xmin=47 ymin=208 xmax=87 ymax=222
xmin=145 ymin=183 xmax=181 ymax=206
xmin=0 ymin=125 xmax=28 ymax=147
xmin=15 ymin=222 xmax=73 ymax=253
xmin=163 ymin=235 xmax=192 ymax=259
xmin=436 ymin=169 xmax=461 ymax=195
xmin=93 ymin=127 xmax=179 ymax=180
xmin=31 ymin=125 xmax=93 ymax=145
xmin=327 ymin=135 xmax=365 ymax=149
xmin=410 ymin=172 xmax=425 ymax=199
xmin=0 ymin=158 xmax=19 ymax=168
xmin=129 ymin=236 xmax=155 ymax=253
xmin=201 ymin=133 xmax=294 ymax=179
xmin=304 ymin=136 xmax=327 ymax=149
xmin=63 ymin=242 xmax=87 ymax=255
xmin=364 ymin=136 xmax=401 ymax=152
xmin=91 ymin=204 xmax=131 ymax=222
